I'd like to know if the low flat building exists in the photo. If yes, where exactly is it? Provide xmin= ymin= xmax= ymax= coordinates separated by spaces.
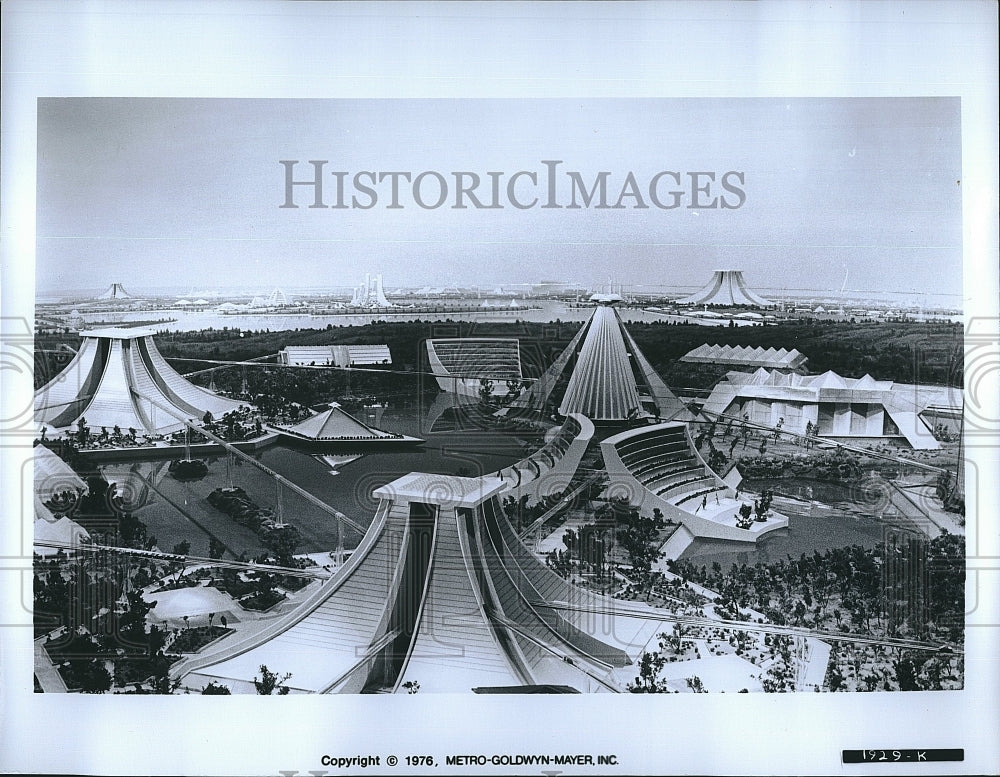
xmin=279 ymin=344 xmax=391 ymax=367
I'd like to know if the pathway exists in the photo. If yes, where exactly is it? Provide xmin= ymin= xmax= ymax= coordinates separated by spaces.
xmin=33 ymin=639 xmax=69 ymax=693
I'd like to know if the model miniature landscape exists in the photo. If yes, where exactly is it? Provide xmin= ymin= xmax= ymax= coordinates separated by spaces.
xmin=32 ymin=277 xmax=964 ymax=694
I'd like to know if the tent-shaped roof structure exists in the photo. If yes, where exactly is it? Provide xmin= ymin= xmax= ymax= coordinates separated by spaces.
xmin=34 ymin=515 xmax=91 ymax=556
xmin=503 ymin=297 xmax=689 ymax=423
xmin=33 ymin=445 xmax=87 ymax=501
xmin=675 ymin=270 xmax=771 ymax=306
xmin=273 ymin=404 xmax=421 ymax=445
xmin=97 ymin=282 xmax=131 ymax=300
xmin=34 ymin=327 xmax=246 ymax=435
xmin=174 ymin=472 xmax=658 ymax=693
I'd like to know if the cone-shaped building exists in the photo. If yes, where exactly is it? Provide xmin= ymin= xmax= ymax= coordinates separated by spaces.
xmin=675 ymin=270 xmax=771 ymax=306
xmin=96 ymin=282 xmax=131 ymax=300
xmin=172 ymin=472 xmax=658 ymax=693
xmin=505 ymin=295 xmax=689 ymax=423
xmin=34 ymin=327 xmax=245 ymax=435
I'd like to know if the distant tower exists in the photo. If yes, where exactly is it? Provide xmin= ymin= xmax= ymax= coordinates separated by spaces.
xmin=351 ymin=273 xmax=393 ymax=307
xmin=266 ymin=287 xmax=289 ymax=307
xmin=97 ymin=282 xmax=132 ymax=300
xmin=675 ymin=270 xmax=771 ymax=306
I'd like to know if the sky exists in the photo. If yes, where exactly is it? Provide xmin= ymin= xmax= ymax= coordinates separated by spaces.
xmin=36 ymin=97 xmax=962 ymax=299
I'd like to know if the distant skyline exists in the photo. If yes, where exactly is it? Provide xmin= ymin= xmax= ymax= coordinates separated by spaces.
xmin=36 ymin=98 xmax=962 ymax=299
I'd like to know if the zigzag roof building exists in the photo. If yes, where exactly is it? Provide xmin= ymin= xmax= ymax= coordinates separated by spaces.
xmin=681 ymin=343 xmax=808 ymax=372
xmin=700 ymin=367 xmax=953 ymax=449
xmin=675 ymin=270 xmax=772 ymax=306
xmin=34 ymin=327 xmax=245 ymax=435
xmin=504 ymin=295 xmax=689 ymax=423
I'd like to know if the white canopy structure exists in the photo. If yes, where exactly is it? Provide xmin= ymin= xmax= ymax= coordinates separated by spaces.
xmin=174 ymin=472 xmax=657 ymax=693
xmin=34 ymin=327 xmax=245 ymax=435
xmin=96 ymin=282 xmax=131 ymax=300
xmin=33 ymin=445 xmax=87 ymax=502
xmin=675 ymin=270 xmax=772 ymax=306
xmin=34 ymin=514 xmax=91 ymax=556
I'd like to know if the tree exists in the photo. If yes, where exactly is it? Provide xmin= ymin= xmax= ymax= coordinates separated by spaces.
xmin=401 ymin=680 xmax=420 ymax=694
xmin=562 ymin=528 xmax=578 ymax=558
xmin=118 ymin=589 xmax=155 ymax=647
xmin=261 ymin=525 xmax=301 ymax=567
xmin=172 ymin=540 xmax=191 ymax=556
xmin=478 ymin=378 xmax=494 ymax=405
xmin=254 ymin=664 xmax=292 ymax=695
xmin=77 ymin=417 xmax=90 ymax=445
xmin=627 ymin=649 xmax=670 ymax=693
xmin=666 ymin=623 xmax=686 ymax=653
xmin=201 ymin=681 xmax=232 ymax=695
xmin=146 ymin=660 xmax=181 ymax=695
xmin=685 ymin=675 xmax=707 ymax=693
xmin=826 ymin=662 xmax=845 ymax=692
xmin=78 ymin=660 xmax=113 ymax=693
xmin=208 ymin=536 xmax=226 ymax=560
xmin=895 ymin=655 xmax=922 ymax=691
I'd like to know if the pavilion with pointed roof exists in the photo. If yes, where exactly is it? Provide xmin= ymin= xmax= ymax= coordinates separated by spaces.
xmin=272 ymin=404 xmax=422 ymax=446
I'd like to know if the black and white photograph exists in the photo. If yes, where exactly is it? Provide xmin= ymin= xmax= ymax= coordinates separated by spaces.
xmin=2 ymin=2 xmax=997 ymax=775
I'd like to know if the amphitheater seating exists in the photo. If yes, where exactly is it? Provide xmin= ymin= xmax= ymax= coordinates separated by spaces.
xmin=612 ymin=425 xmax=728 ymax=507
xmin=429 ymin=339 xmax=521 ymax=380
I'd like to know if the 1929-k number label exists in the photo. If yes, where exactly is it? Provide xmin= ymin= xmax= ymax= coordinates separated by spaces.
xmin=843 ymin=749 xmax=963 ymax=763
